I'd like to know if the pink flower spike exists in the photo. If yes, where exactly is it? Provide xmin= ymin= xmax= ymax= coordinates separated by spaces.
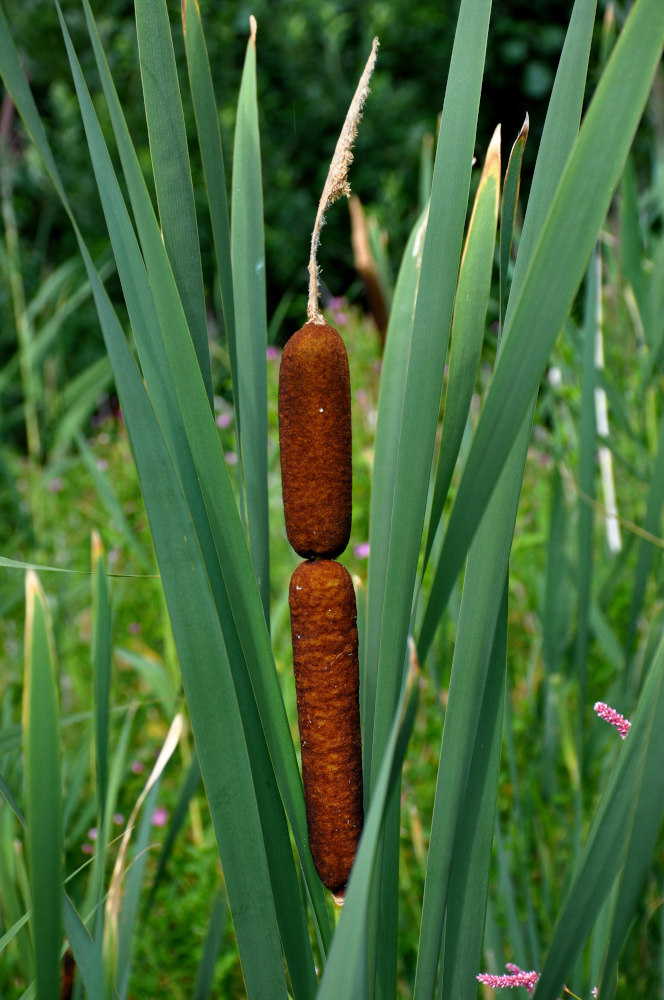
xmin=477 ymin=966 xmax=539 ymax=995
xmin=594 ymin=701 xmax=631 ymax=739
xmin=592 ymin=989 xmax=599 ymax=998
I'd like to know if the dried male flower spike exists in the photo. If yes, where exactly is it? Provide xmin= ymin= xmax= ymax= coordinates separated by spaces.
xmin=278 ymin=322 xmax=352 ymax=559
xmin=289 ymin=559 xmax=363 ymax=896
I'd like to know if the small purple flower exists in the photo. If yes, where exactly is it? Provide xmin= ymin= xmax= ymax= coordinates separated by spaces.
xmin=113 ymin=813 xmax=125 ymax=825
xmin=151 ymin=807 xmax=168 ymax=827
xmin=225 ymin=451 xmax=238 ymax=466
xmin=216 ymin=412 xmax=232 ymax=429
xmin=96 ymin=459 xmax=109 ymax=472
xmin=354 ymin=542 xmax=370 ymax=559
xmin=48 ymin=478 xmax=64 ymax=493
xmin=594 ymin=701 xmax=631 ymax=739
xmin=128 ymin=622 xmax=142 ymax=635
xmin=87 ymin=827 xmax=98 ymax=841
xmin=131 ymin=760 xmax=144 ymax=774
xmin=266 ymin=345 xmax=280 ymax=361
xmin=81 ymin=843 xmax=94 ymax=855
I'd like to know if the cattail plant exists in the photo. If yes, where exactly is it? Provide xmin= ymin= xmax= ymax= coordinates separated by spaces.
xmin=279 ymin=40 xmax=377 ymax=898
xmin=2 ymin=1 xmax=664 ymax=998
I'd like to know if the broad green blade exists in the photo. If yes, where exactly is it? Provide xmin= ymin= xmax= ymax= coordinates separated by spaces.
xmin=23 ymin=571 xmax=62 ymax=1000
xmin=442 ymin=583 xmax=506 ymax=1000
xmin=499 ymin=116 xmax=529 ymax=333
xmin=91 ymin=531 xmax=112 ymax=824
xmin=363 ymin=204 xmax=427 ymax=775
xmin=423 ymin=124 xmax=501 ymax=569
xmin=317 ymin=655 xmax=420 ymax=1000
xmin=231 ymin=18 xmax=270 ymax=619
xmin=423 ymin=0 xmax=663 ymax=632
xmin=182 ymin=0 xmax=236 ymax=385
xmin=533 ymin=636 xmax=664 ymax=1000
xmin=134 ymin=0 xmax=212 ymax=405
xmin=366 ymin=0 xmax=493 ymax=791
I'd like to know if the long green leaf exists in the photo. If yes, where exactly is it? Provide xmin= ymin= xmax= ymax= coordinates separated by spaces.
xmin=422 ymin=0 xmax=664 ymax=639
xmin=23 ymin=571 xmax=62 ymax=1000
xmin=231 ymin=18 xmax=270 ymax=619
xmin=499 ymin=115 xmax=529 ymax=333
xmin=363 ymin=204 xmax=427 ymax=777
xmin=317 ymin=652 xmax=420 ymax=1000
xmin=423 ymin=124 xmax=501 ymax=569
xmin=442 ymin=583 xmax=506 ymax=1000
xmin=182 ymin=0 xmax=236 ymax=393
xmin=134 ymin=0 xmax=212 ymax=405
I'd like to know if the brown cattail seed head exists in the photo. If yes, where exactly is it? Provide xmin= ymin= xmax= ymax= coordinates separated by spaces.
xmin=289 ymin=559 xmax=364 ymax=894
xmin=278 ymin=323 xmax=352 ymax=559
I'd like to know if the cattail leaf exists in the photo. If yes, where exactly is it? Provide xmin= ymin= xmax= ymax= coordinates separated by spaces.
xmin=367 ymin=0 xmax=492 ymax=793
xmin=134 ymin=0 xmax=212 ymax=406
xmin=424 ymin=0 xmax=664 ymax=636
xmin=533 ymin=636 xmax=664 ymax=1000
xmin=317 ymin=653 xmax=420 ymax=1000
xmin=182 ymin=0 xmax=236 ymax=377
xmin=442 ymin=583 xmax=506 ymax=1000
xmin=423 ymin=123 xmax=501 ymax=570
xmin=231 ymin=18 xmax=270 ymax=619
xmin=23 ymin=570 xmax=62 ymax=1000
xmin=499 ymin=115 xmax=529 ymax=332
xmin=364 ymin=204 xmax=427 ymax=775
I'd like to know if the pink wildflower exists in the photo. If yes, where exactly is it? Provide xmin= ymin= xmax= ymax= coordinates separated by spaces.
xmin=354 ymin=542 xmax=370 ymax=559
xmin=477 ymin=964 xmax=539 ymax=995
xmin=594 ymin=701 xmax=631 ymax=739
xmin=152 ymin=807 xmax=168 ymax=827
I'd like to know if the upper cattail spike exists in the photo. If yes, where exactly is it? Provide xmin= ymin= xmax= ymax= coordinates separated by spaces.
xmin=307 ymin=37 xmax=379 ymax=324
